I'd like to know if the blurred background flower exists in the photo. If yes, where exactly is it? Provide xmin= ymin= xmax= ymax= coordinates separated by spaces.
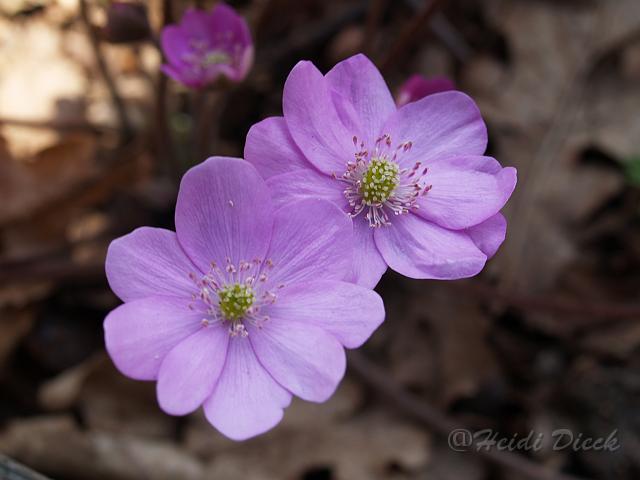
xmin=161 ymin=4 xmax=254 ymax=89
xmin=396 ymin=73 xmax=455 ymax=106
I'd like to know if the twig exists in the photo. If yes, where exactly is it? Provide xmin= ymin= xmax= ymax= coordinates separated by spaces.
xmin=256 ymin=2 xmax=367 ymax=67
xmin=460 ymin=282 xmax=640 ymax=323
xmin=79 ymin=0 xmax=133 ymax=142
xmin=380 ymin=0 xmax=445 ymax=72
xmin=251 ymin=0 xmax=281 ymax=40
xmin=154 ymin=0 xmax=180 ymax=183
xmin=400 ymin=0 xmax=472 ymax=63
xmin=348 ymin=350 xmax=590 ymax=480
xmin=363 ymin=0 xmax=388 ymax=56
xmin=0 ymin=260 xmax=104 ymax=286
xmin=0 ymin=117 xmax=114 ymax=134
xmin=428 ymin=12 xmax=472 ymax=63
xmin=498 ymin=10 xmax=600 ymax=291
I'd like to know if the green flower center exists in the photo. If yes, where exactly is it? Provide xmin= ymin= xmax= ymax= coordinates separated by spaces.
xmin=203 ymin=51 xmax=231 ymax=67
xmin=360 ymin=159 xmax=399 ymax=205
xmin=218 ymin=283 xmax=255 ymax=320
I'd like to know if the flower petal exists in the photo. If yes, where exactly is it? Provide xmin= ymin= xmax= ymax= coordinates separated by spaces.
xmin=265 ymin=168 xmax=346 ymax=211
xmin=160 ymin=25 xmax=190 ymax=66
xmin=374 ymin=213 xmax=486 ymax=279
xmin=157 ymin=326 xmax=229 ymax=415
xmin=209 ymin=3 xmax=251 ymax=48
xmin=265 ymin=199 xmax=353 ymax=287
xmin=249 ymin=320 xmax=346 ymax=402
xmin=382 ymin=91 xmax=487 ymax=167
xmin=244 ymin=117 xmax=311 ymax=179
xmin=434 ymin=154 xmax=502 ymax=173
xmin=203 ymin=336 xmax=292 ymax=441
xmin=180 ymin=7 xmax=214 ymax=43
xmin=268 ymin=280 xmax=385 ymax=349
xmin=350 ymin=217 xmax=387 ymax=287
xmin=283 ymin=61 xmax=354 ymax=174
xmin=104 ymin=297 xmax=202 ymax=381
xmin=235 ymin=45 xmax=254 ymax=81
xmin=325 ymin=54 xmax=395 ymax=146
xmin=161 ymin=64 xmax=203 ymax=89
xmin=106 ymin=227 xmax=199 ymax=302
xmin=175 ymin=157 xmax=274 ymax=273
xmin=466 ymin=213 xmax=507 ymax=259
xmin=416 ymin=158 xmax=517 ymax=229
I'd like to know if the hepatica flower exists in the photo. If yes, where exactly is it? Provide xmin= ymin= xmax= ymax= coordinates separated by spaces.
xmin=246 ymin=54 xmax=517 ymax=287
xmin=396 ymin=74 xmax=455 ymax=107
xmin=104 ymin=158 xmax=384 ymax=440
xmin=161 ymin=4 xmax=253 ymax=88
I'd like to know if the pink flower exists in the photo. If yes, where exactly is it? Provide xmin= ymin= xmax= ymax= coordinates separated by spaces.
xmin=245 ymin=54 xmax=517 ymax=287
xmin=160 ymin=4 xmax=253 ymax=88
xmin=104 ymin=157 xmax=384 ymax=440
xmin=396 ymin=74 xmax=455 ymax=107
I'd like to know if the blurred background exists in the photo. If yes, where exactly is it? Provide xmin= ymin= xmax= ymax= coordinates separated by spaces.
xmin=1 ymin=0 xmax=640 ymax=479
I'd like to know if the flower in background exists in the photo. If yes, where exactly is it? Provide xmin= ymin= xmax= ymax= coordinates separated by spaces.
xmin=245 ymin=54 xmax=516 ymax=287
xmin=104 ymin=157 xmax=384 ymax=440
xmin=396 ymin=74 xmax=455 ymax=107
xmin=160 ymin=4 xmax=253 ymax=88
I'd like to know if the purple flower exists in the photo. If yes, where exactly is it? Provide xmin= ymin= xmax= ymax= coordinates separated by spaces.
xmin=245 ymin=54 xmax=517 ymax=287
xmin=104 ymin=157 xmax=384 ymax=440
xmin=160 ymin=5 xmax=253 ymax=88
xmin=396 ymin=74 xmax=455 ymax=107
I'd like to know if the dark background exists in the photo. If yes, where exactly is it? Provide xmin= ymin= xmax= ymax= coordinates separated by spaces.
xmin=1 ymin=0 xmax=640 ymax=479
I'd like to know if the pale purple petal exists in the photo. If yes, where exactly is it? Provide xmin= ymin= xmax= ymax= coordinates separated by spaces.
xmin=466 ymin=213 xmax=507 ymax=258
xmin=249 ymin=320 xmax=346 ymax=402
xmin=106 ymin=227 xmax=199 ymax=302
xmin=269 ymin=281 xmax=385 ymax=348
xmin=157 ymin=326 xmax=229 ymax=415
xmin=244 ymin=117 xmax=311 ymax=179
xmin=175 ymin=157 xmax=274 ymax=273
xmin=180 ymin=7 xmax=214 ymax=43
xmin=204 ymin=63 xmax=238 ymax=84
xmin=208 ymin=3 xmax=253 ymax=81
xmin=416 ymin=159 xmax=517 ymax=229
xmin=265 ymin=199 xmax=353 ymax=287
xmin=326 ymin=54 xmax=396 ymax=146
xmin=160 ymin=64 xmax=206 ymax=89
xmin=160 ymin=25 xmax=190 ymax=66
xmin=374 ymin=213 xmax=487 ymax=280
xmin=265 ymin=169 xmax=346 ymax=211
xmin=235 ymin=45 xmax=254 ymax=81
xmin=383 ymin=91 xmax=487 ymax=167
xmin=350 ymin=217 xmax=387 ymax=287
xmin=396 ymin=74 xmax=455 ymax=107
xmin=434 ymin=154 xmax=502 ymax=174
xmin=204 ymin=336 xmax=292 ymax=440
xmin=209 ymin=3 xmax=251 ymax=48
xmin=283 ymin=61 xmax=354 ymax=174
xmin=104 ymin=297 xmax=202 ymax=381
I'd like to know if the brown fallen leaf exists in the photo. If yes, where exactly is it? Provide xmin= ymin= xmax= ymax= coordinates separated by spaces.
xmin=78 ymin=355 xmax=178 ymax=439
xmin=0 ymin=415 xmax=205 ymax=480
xmin=204 ymin=409 xmax=430 ymax=480
xmin=0 ymin=308 xmax=34 ymax=369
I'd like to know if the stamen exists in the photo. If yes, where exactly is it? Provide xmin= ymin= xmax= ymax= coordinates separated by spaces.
xmin=187 ymin=257 xmax=282 ymax=337
xmin=336 ymin=134 xmax=430 ymax=227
